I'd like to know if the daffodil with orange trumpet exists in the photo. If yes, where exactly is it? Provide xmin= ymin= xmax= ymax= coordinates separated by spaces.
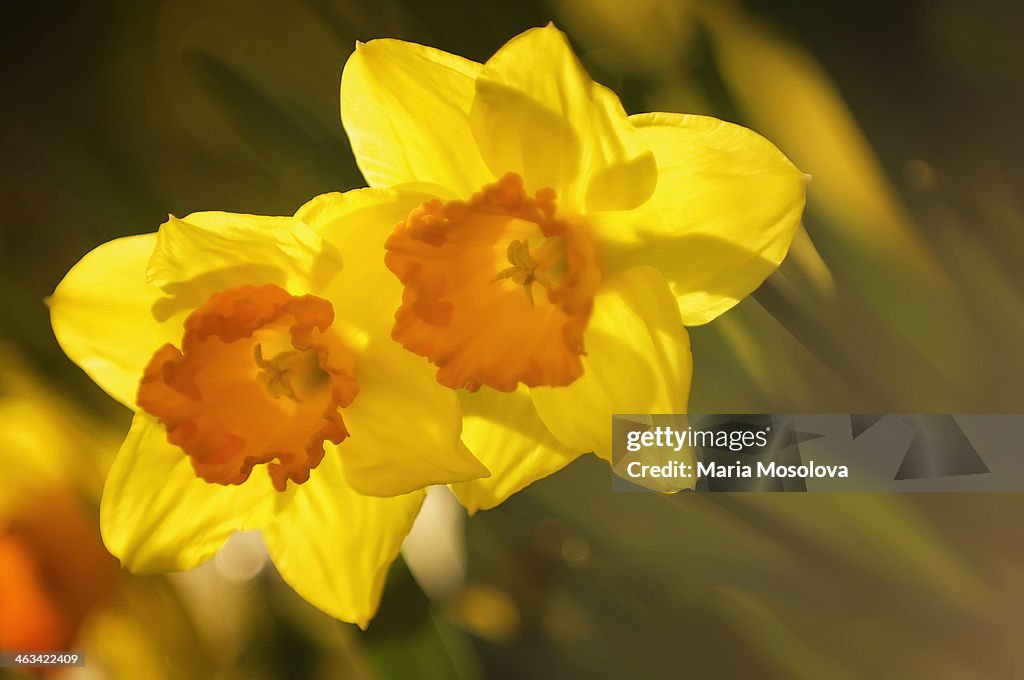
xmin=339 ymin=24 xmax=807 ymax=509
xmin=50 ymin=202 xmax=488 ymax=627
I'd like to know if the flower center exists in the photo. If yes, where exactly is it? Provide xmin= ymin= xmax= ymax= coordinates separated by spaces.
xmin=137 ymin=283 xmax=359 ymax=491
xmin=385 ymin=173 xmax=600 ymax=392
xmin=253 ymin=343 xmax=330 ymax=402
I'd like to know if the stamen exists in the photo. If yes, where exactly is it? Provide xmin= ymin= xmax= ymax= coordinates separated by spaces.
xmin=253 ymin=343 xmax=300 ymax=402
xmin=491 ymin=239 xmax=539 ymax=306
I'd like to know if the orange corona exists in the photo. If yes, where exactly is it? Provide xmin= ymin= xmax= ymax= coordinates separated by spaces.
xmin=137 ymin=283 xmax=359 ymax=491
xmin=0 ymin=492 xmax=119 ymax=651
xmin=0 ymin=530 xmax=66 ymax=650
xmin=385 ymin=173 xmax=601 ymax=392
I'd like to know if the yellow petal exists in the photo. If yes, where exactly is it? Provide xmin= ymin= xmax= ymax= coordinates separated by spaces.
xmin=101 ymin=413 xmax=275 ymax=573
xmin=702 ymin=11 xmax=974 ymax=384
xmin=0 ymin=398 xmax=69 ymax=517
xmin=451 ymin=385 xmax=581 ymax=513
xmin=295 ymin=188 xmax=426 ymax=344
xmin=296 ymin=189 xmax=489 ymax=496
xmin=593 ymin=113 xmax=807 ymax=325
xmin=531 ymin=266 xmax=691 ymax=460
xmin=146 ymin=211 xmax=340 ymax=313
xmin=49 ymin=234 xmax=179 ymax=409
xmin=703 ymin=9 xmax=938 ymax=279
xmin=339 ymin=335 xmax=489 ymax=496
xmin=469 ymin=24 xmax=656 ymax=211
xmin=340 ymin=39 xmax=493 ymax=196
xmin=0 ymin=350 xmax=120 ymax=504
xmin=262 ymin=451 xmax=424 ymax=628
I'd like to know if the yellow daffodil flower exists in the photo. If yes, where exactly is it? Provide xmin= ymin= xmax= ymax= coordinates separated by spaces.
xmin=339 ymin=25 xmax=807 ymax=510
xmin=49 ymin=201 xmax=488 ymax=626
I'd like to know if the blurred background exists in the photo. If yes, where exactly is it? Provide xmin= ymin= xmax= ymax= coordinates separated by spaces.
xmin=2 ymin=0 xmax=1024 ymax=677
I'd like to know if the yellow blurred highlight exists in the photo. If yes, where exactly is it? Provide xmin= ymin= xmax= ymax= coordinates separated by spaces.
xmin=552 ymin=0 xmax=694 ymax=75
xmin=696 ymin=5 xmax=978 ymax=392
xmin=76 ymin=607 xmax=174 ymax=680
xmin=76 ymin=580 xmax=210 ymax=680
xmin=451 ymin=584 xmax=520 ymax=643
xmin=699 ymin=6 xmax=940 ymax=281
xmin=0 ymin=348 xmax=121 ymax=513
xmin=780 ymin=225 xmax=837 ymax=301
